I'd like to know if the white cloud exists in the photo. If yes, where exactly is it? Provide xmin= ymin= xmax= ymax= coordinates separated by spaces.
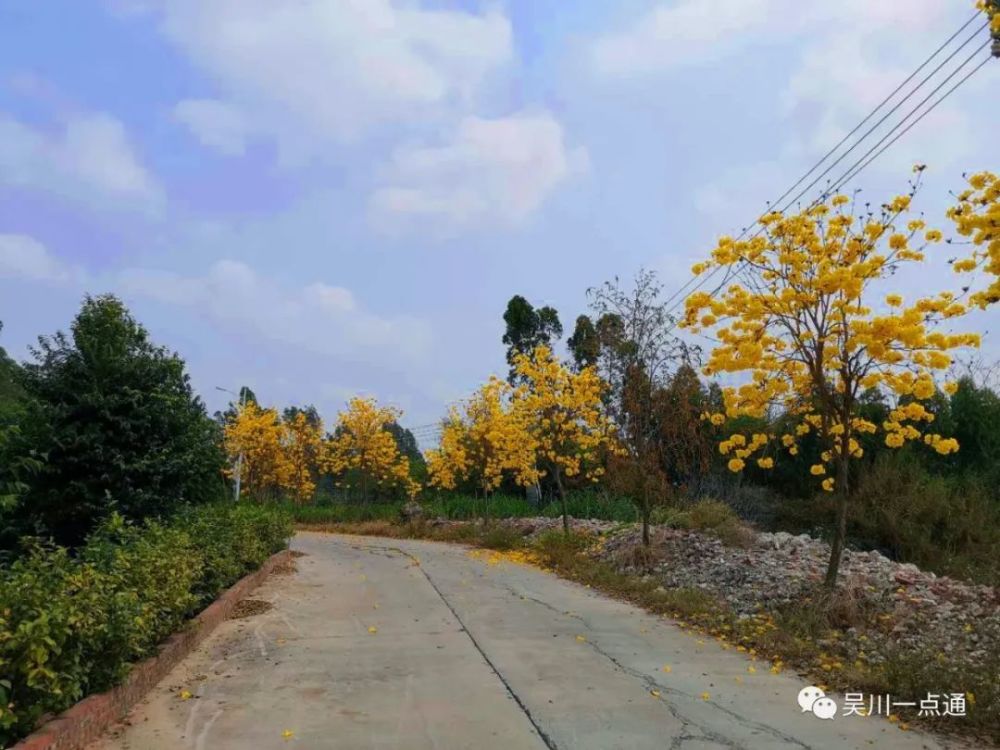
xmin=592 ymin=0 xmax=948 ymax=77
xmin=593 ymin=0 xmax=796 ymax=76
xmin=116 ymin=259 xmax=432 ymax=364
xmin=173 ymin=99 xmax=251 ymax=156
xmin=0 ymin=111 xmax=163 ymax=213
xmin=369 ymin=112 xmax=588 ymax=234
xmin=139 ymin=0 xmax=512 ymax=155
xmin=0 ymin=234 xmax=80 ymax=283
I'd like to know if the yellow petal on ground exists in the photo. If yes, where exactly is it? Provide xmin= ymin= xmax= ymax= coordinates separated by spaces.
xmin=282 ymin=729 xmax=295 ymax=740
xmin=650 ymin=689 xmax=661 ymax=698
xmin=373 ymin=603 xmax=379 ymax=609
xmin=747 ymin=666 xmax=756 ymax=674
xmin=700 ymin=692 xmax=711 ymax=701
xmin=368 ymin=626 xmax=378 ymax=634
xmin=179 ymin=690 xmax=193 ymax=700
xmin=575 ymin=635 xmax=586 ymax=642
xmin=662 ymin=665 xmax=672 ymax=673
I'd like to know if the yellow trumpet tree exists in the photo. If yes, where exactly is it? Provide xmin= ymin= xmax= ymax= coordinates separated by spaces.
xmin=949 ymin=170 xmax=1000 ymax=306
xmin=512 ymin=345 xmax=617 ymax=533
xmin=282 ymin=410 xmax=325 ymax=503
xmin=683 ymin=174 xmax=984 ymax=589
xmin=223 ymin=402 xmax=292 ymax=501
xmin=324 ymin=396 xmax=414 ymax=503
xmin=426 ymin=377 xmax=538 ymax=524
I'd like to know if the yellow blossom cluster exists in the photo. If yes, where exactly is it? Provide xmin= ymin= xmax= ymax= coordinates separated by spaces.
xmin=947 ymin=171 xmax=1000 ymax=307
xmin=426 ymin=377 xmax=539 ymax=495
xmin=979 ymin=0 xmax=1000 ymax=38
xmin=282 ymin=410 xmax=325 ymax=502
xmin=325 ymin=397 xmax=417 ymax=499
xmin=682 ymin=181 xmax=983 ymax=489
xmin=512 ymin=345 xmax=618 ymax=488
xmin=224 ymin=402 xmax=294 ymax=499
xmin=427 ymin=347 xmax=619 ymax=499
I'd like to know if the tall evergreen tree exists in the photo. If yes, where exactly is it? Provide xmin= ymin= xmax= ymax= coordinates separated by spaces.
xmin=15 ymin=295 xmax=224 ymax=545
xmin=502 ymin=295 xmax=562 ymax=383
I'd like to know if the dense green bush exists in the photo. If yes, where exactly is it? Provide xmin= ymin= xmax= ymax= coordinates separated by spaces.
xmin=847 ymin=453 xmax=1000 ymax=585
xmin=10 ymin=296 xmax=226 ymax=547
xmin=0 ymin=503 xmax=291 ymax=745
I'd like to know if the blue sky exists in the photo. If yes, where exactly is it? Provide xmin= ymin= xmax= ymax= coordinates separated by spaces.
xmin=1 ymin=0 xmax=998 ymax=434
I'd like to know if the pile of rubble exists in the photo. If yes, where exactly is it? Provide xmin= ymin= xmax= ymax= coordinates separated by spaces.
xmin=425 ymin=513 xmax=997 ymax=667
xmin=590 ymin=524 xmax=999 ymax=666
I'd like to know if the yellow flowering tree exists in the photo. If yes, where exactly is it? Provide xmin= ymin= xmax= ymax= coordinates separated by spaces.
xmin=512 ymin=345 xmax=617 ymax=533
xmin=683 ymin=176 xmax=983 ymax=588
xmin=980 ymin=1 xmax=1000 ymax=51
xmin=324 ymin=397 xmax=414 ymax=503
xmin=949 ymin=170 xmax=1000 ymax=306
xmin=223 ymin=402 xmax=292 ymax=501
xmin=426 ymin=377 xmax=538 ymax=524
xmin=282 ymin=410 xmax=324 ymax=503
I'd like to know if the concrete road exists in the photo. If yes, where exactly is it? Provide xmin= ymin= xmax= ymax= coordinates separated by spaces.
xmin=95 ymin=531 xmax=964 ymax=750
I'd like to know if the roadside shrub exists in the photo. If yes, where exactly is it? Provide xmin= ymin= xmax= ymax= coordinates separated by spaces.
xmin=477 ymin=524 xmax=524 ymax=551
xmin=684 ymin=499 xmax=754 ymax=548
xmin=848 ymin=453 xmax=1000 ymax=585
xmin=0 ymin=503 xmax=290 ymax=745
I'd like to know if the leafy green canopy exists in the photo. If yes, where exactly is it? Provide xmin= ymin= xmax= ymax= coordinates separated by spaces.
xmin=13 ymin=295 xmax=225 ymax=545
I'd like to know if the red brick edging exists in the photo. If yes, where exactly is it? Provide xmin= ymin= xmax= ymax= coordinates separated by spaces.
xmin=12 ymin=549 xmax=291 ymax=750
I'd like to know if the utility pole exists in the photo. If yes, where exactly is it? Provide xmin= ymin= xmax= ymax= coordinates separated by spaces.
xmin=217 ymin=386 xmax=246 ymax=502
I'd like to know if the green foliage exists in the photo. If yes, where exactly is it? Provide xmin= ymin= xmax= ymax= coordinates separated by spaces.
xmin=13 ymin=295 xmax=226 ymax=545
xmin=501 ymin=295 xmax=562 ymax=383
xmin=0 ymin=323 xmax=26 ymax=427
xmin=567 ymin=315 xmax=599 ymax=371
xmin=847 ymin=452 xmax=1000 ymax=585
xmin=0 ymin=503 xmax=291 ymax=745
xmin=290 ymin=490 xmax=639 ymax=525
xmin=477 ymin=524 xmax=525 ymax=551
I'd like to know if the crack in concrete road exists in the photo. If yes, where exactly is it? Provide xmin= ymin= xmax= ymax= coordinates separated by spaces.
xmin=371 ymin=544 xmax=561 ymax=750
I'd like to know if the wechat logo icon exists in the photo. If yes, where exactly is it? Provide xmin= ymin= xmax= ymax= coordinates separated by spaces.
xmin=798 ymin=686 xmax=837 ymax=720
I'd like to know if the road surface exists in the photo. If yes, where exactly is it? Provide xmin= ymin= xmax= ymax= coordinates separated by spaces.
xmin=96 ymin=531 xmax=962 ymax=750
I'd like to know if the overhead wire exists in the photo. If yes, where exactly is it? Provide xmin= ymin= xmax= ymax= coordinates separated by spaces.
xmin=658 ymin=14 xmax=994 ymax=334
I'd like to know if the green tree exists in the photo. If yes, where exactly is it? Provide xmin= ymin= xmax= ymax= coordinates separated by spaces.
xmin=502 ymin=295 xmax=562 ymax=383
xmin=386 ymin=421 xmax=428 ymax=486
xmin=567 ymin=315 xmax=600 ymax=371
xmin=15 ymin=295 xmax=225 ymax=545
xmin=0 ymin=322 xmax=25 ymax=426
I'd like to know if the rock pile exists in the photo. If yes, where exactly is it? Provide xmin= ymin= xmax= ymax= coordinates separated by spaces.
xmin=589 ymin=523 xmax=999 ymax=667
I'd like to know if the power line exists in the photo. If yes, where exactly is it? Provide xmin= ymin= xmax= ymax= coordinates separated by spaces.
xmin=789 ymin=36 xmax=991 ymax=211
xmin=760 ymin=11 xmax=986 ymax=220
xmin=828 ymin=52 xmax=992 ymax=196
xmin=657 ymin=11 xmax=987 ymax=318
xmin=659 ymin=15 xmax=994 ymax=332
xmin=768 ymin=18 xmax=989 ymax=217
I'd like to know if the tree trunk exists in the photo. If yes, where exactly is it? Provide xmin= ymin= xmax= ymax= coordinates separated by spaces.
xmin=554 ymin=465 xmax=569 ymax=534
xmin=482 ymin=486 xmax=491 ymax=528
xmin=823 ymin=452 xmax=851 ymax=590
xmin=641 ymin=489 xmax=651 ymax=547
